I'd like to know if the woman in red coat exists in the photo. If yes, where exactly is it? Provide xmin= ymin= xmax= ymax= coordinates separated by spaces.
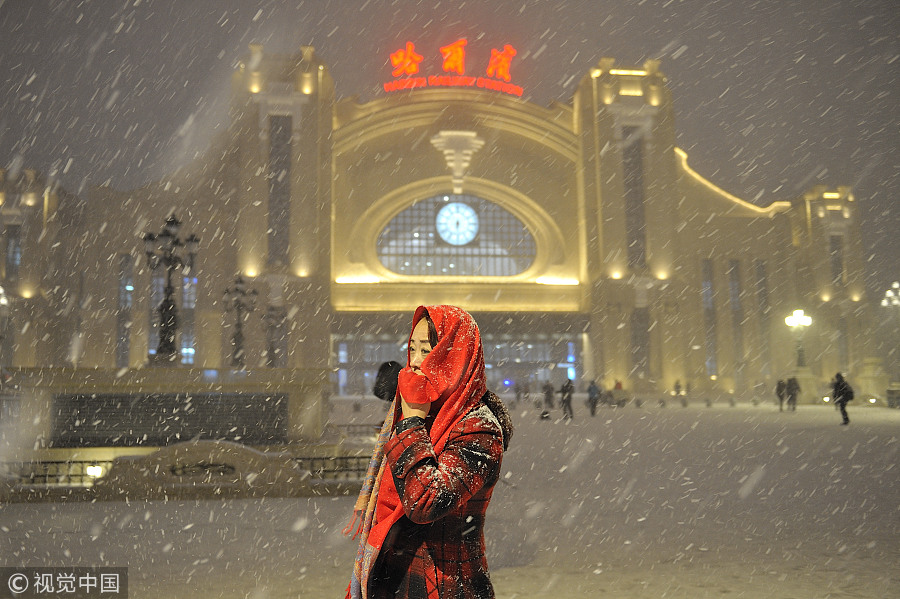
xmin=346 ymin=305 xmax=513 ymax=599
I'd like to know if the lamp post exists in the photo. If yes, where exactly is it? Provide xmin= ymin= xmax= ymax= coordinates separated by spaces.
xmin=143 ymin=215 xmax=199 ymax=365
xmin=881 ymin=282 xmax=900 ymax=382
xmin=224 ymin=275 xmax=257 ymax=369
xmin=262 ymin=305 xmax=287 ymax=368
xmin=0 ymin=284 xmax=9 ymax=375
xmin=785 ymin=309 xmax=812 ymax=368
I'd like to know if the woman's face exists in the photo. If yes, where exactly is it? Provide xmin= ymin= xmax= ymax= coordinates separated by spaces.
xmin=408 ymin=318 xmax=433 ymax=371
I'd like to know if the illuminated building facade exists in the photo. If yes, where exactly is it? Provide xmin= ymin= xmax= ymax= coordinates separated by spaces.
xmin=2 ymin=44 xmax=886 ymax=402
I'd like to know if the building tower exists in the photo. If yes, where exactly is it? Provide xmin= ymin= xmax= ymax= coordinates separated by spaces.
xmin=228 ymin=45 xmax=335 ymax=369
xmin=574 ymin=58 xmax=680 ymax=392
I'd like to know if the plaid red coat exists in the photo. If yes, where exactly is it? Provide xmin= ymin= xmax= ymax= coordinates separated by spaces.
xmin=370 ymin=400 xmax=506 ymax=599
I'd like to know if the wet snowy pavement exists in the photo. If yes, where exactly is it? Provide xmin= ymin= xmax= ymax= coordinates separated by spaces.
xmin=3 ymin=403 xmax=898 ymax=598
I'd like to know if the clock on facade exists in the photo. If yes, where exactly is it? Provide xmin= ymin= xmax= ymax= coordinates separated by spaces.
xmin=435 ymin=202 xmax=479 ymax=245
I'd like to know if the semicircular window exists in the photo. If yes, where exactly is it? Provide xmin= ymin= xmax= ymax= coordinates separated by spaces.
xmin=377 ymin=194 xmax=536 ymax=276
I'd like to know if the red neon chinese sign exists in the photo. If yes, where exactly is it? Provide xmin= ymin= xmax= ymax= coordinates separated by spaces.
xmin=383 ymin=39 xmax=523 ymax=97
xmin=390 ymin=41 xmax=423 ymax=76
xmin=440 ymin=39 xmax=467 ymax=75
xmin=486 ymin=44 xmax=516 ymax=82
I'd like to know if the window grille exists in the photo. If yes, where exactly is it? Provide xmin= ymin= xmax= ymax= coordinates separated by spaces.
xmin=376 ymin=194 xmax=535 ymax=277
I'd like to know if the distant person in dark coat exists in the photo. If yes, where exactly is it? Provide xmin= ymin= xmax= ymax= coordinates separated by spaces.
xmin=560 ymin=379 xmax=575 ymax=420
xmin=587 ymin=380 xmax=601 ymax=416
xmin=775 ymin=379 xmax=787 ymax=412
xmin=832 ymin=372 xmax=854 ymax=425
xmin=785 ymin=377 xmax=800 ymax=411
xmin=542 ymin=381 xmax=555 ymax=410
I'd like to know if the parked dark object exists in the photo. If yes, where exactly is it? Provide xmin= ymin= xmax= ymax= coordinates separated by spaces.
xmin=373 ymin=361 xmax=402 ymax=402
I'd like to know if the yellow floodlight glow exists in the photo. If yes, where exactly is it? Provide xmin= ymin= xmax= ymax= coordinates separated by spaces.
xmin=335 ymin=275 xmax=381 ymax=284
xmin=618 ymin=88 xmax=644 ymax=96
xmin=85 ymin=465 xmax=105 ymax=478
xmin=300 ymin=72 xmax=315 ymax=94
xmin=610 ymin=271 xmax=623 ymax=280
xmin=249 ymin=72 xmax=262 ymax=94
xmin=244 ymin=268 xmax=258 ymax=278
xmin=609 ymin=69 xmax=647 ymax=76
xmin=656 ymin=271 xmax=669 ymax=281
xmin=536 ymin=277 xmax=580 ymax=286
xmin=821 ymin=293 xmax=831 ymax=302
xmin=822 ymin=192 xmax=841 ymax=199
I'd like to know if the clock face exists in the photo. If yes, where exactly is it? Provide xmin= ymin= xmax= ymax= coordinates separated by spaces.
xmin=436 ymin=202 xmax=479 ymax=245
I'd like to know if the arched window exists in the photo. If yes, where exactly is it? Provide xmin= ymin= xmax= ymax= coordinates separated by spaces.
xmin=376 ymin=194 xmax=536 ymax=276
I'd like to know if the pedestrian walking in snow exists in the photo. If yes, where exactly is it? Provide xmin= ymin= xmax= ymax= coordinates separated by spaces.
xmin=775 ymin=379 xmax=787 ymax=411
xmin=560 ymin=379 xmax=575 ymax=420
xmin=785 ymin=377 xmax=800 ymax=411
xmin=831 ymin=372 xmax=854 ymax=425
xmin=345 ymin=305 xmax=513 ymax=599
xmin=542 ymin=381 xmax=555 ymax=410
xmin=587 ymin=380 xmax=601 ymax=416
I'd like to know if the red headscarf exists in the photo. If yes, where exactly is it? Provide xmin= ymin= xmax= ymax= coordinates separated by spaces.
xmin=396 ymin=305 xmax=488 ymax=443
xmin=347 ymin=305 xmax=487 ymax=598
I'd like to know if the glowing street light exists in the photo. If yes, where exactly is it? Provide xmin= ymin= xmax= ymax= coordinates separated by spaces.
xmin=881 ymin=281 xmax=900 ymax=307
xmin=785 ymin=309 xmax=812 ymax=368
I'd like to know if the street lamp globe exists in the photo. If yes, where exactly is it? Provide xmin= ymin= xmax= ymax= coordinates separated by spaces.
xmin=785 ymin=309 xmax=812 ymax=368
xmin=785 ymin=309 xmax=812 ymax=329
xmin=882 ymin=282 xmax=900 ymax=307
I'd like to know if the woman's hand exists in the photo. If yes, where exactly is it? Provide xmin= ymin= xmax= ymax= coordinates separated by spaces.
xmin=400 ymin=395 xmax=431 ymax=420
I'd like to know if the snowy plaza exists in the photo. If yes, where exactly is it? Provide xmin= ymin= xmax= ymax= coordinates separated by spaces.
xmin=3 ymin=399 xmax=897 ymax=599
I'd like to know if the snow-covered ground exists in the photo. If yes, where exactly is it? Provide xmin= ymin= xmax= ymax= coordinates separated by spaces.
xmin=3 ymin=401 xmax=898 ymax=598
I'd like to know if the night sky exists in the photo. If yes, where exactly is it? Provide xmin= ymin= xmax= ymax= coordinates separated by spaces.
xmin=1 ymin=0 xmax=896 ymax=294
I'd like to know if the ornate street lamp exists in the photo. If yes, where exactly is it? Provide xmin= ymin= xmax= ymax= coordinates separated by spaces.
xmin=143 ymin=215 xmax=199 ymax=365
xmin=785 ymin=309 xmax=812 ymax=368
xmin=224 ymin=275 xmax=258 ymax=369
xmin=0 ymin=284 xmax=9 ymax=376
xmin=262 ymin=305 xmax=287 ymax=368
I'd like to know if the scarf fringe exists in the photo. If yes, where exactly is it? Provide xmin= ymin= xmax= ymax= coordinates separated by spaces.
xmin=343 ymin=510 xmax=363 ymax=539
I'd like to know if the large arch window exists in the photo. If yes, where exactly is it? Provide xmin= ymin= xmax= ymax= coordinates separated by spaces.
xmin=376 ymin=194 xmax=536 ymax=276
